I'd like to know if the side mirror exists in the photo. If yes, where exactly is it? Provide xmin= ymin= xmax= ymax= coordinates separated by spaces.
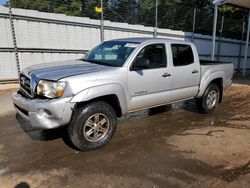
xmin=132 ymin=58 xmax=150 ymax=70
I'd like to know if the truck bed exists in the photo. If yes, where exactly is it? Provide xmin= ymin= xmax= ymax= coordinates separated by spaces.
xmin=200 ymin=60 xmax=234 ymax=90
xmin=200 ymin=60 xmax=232 ymax=65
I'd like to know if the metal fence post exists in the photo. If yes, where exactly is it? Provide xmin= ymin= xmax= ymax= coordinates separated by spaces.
xmin=237 ymin=20 xmax=246 ymax=74
xmin=8 ymin=3 xmax=20 ymax=75
xmin=243 ymin=11 xmax=250 ymax=77
xmin=217 ymin=14 xmax=224 ymax=61
xmin=100 ymin=0 xmax=104 ymax=42
xmin=212 ymin=5 xmax=218 ymax=61
xmin=153 ymin=0 xmax=158 ymax=38
xmin=191 ymin=7 xmax=197 ymax=42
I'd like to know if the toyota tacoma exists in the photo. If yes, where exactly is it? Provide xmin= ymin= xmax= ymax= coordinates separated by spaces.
xmin=12 ymin=38 xmax=234 ymax=151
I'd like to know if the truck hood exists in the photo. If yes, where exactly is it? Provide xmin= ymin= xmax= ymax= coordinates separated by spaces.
xmin=23 ymin=60 xmax=110 ymax=81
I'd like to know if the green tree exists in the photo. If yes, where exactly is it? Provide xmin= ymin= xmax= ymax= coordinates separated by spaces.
xmin=8 ymin=0 xmax=85 ymax=16
xmin=8 ymin=0 xmax=51 ymax=11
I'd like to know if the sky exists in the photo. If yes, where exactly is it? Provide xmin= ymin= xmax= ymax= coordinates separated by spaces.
xmin=0 ymin=0 xmax=7 ymax=5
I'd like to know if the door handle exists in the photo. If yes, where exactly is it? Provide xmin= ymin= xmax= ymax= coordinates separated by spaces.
xmin=192 ymin=70 xmax=199 ymax=74
xmin=162 ymin=73 xmax=171 ymax=78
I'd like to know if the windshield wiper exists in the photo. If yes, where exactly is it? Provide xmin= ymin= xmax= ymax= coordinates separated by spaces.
xmin=84 ymin=59 xmax=117 ymax=67
xmin=78 ymin=58 xmax=86 ymax=61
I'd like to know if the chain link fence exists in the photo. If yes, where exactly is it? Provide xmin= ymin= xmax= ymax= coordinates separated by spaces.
xmin=5 ymin=0 xmax=249 ymax=41
xmin=76 ymin=0 xmax=248 ymax=41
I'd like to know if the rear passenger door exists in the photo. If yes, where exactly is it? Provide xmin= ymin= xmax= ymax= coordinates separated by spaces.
xmin=170 ymin=43 xmax=200 ymax=101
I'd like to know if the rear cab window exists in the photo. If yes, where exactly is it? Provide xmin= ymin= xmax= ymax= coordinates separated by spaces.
xmin=171 ymin=44 xmax=194 ymax=66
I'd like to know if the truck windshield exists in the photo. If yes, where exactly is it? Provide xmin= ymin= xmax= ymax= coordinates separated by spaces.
xmin=83 ymin=41 xmax=139 ymax=67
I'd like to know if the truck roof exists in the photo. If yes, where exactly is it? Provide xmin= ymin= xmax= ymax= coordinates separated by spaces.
xmin=111 ymin=37 xmax=192 ymax=44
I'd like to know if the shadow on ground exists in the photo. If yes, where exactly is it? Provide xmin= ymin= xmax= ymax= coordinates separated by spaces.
xmin=15 ymin=114 xmax=78 ymax=150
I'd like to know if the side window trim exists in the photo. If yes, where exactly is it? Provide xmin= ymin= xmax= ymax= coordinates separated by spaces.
xmin=130 ymin=43 xmax=168 ymax=71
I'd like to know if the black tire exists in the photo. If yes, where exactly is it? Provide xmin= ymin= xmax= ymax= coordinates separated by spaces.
xmin=196 ymin=83 xmax=220 ymax=113
xmin=68 ymin=101 xmax=117 ymax=151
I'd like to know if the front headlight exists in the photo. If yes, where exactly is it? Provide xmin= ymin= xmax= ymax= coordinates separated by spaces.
xmin=36 ymin=80 xmax=66 ymax=99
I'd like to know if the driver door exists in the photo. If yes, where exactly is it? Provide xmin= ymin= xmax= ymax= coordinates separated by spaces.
xmin=128 ymin=43 xmax=172 ymax=111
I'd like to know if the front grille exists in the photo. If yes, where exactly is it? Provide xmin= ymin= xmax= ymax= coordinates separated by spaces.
xmin=17 ymin=90 xmax=30 ymax=99
xmin=19 ymin=74 xmax=32 ymax=98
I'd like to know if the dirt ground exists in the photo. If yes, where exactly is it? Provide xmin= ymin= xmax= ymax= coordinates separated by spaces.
xmin=0 ymin=81 xmax=249 ymax=188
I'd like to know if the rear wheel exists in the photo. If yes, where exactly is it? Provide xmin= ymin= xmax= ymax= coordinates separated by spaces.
xmin=68 ymin=101 xmax=117 ymax=151
xmin=196 ymin=84 xmax=220 ymax=113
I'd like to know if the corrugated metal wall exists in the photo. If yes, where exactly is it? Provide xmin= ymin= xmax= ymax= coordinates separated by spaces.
xmin=0 ymin=6 xmax=249 ymax=80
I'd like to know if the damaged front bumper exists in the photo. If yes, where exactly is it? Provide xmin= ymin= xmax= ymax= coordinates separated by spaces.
xmin=12 ymin=91 xmax=75 ymax=129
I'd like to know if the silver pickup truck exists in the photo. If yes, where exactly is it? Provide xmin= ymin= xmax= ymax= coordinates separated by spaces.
xmin=12 ymin=38 xmax=234 ymax=151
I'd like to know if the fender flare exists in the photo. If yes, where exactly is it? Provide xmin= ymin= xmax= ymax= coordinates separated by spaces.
xmin=197 ymin=71 xmax=224 ymax=98
xmin=70 ymin=83 xmax=128 ymax=114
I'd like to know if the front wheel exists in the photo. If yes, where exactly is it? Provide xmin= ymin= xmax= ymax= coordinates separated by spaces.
xmin=68 ymin=101 xmax=117 ymax=151
xmin=196 ymin=84 xmax=220 ymax=113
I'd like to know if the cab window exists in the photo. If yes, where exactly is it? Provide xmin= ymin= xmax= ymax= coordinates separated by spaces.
xmin=134 ymin=43 xmax=167 ymax=69
xmin=171 ymin=44 xmax=194 ymax=66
